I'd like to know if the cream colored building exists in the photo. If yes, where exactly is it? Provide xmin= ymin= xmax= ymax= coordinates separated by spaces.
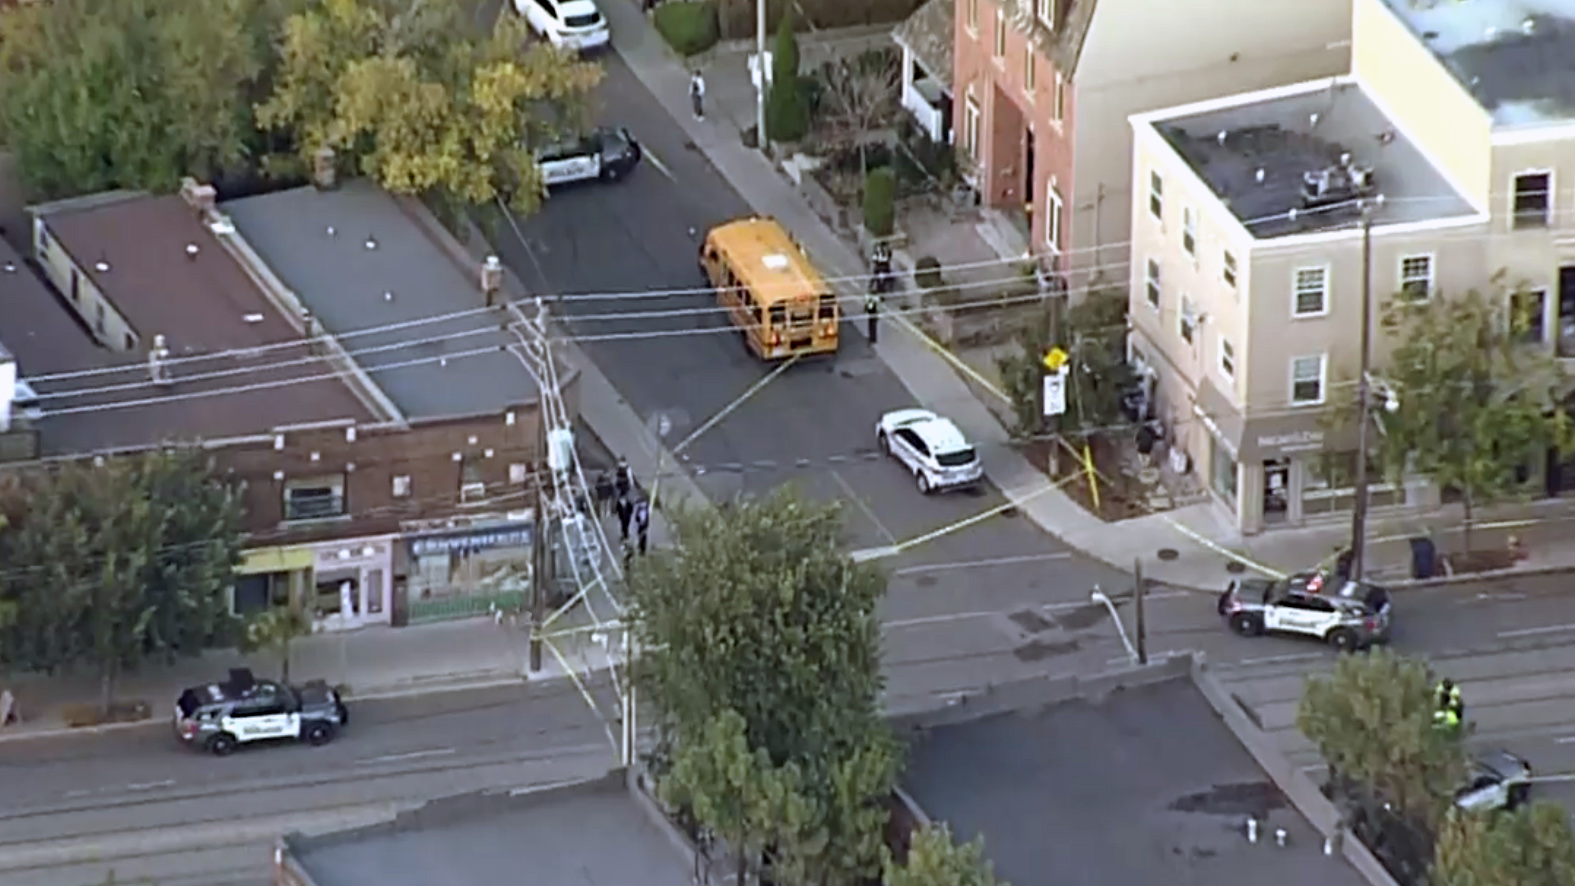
xmin=1129 ymin=78 xmax=1488 ymax=533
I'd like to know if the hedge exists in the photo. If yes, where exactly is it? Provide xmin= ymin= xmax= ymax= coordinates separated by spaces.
xmin=653 ymin=1 xmax=721 ymax=56
xmin=863 ymin=167 xmax=896 ymax=237
xmin=715 ymin=0 xmax=923 ymax=39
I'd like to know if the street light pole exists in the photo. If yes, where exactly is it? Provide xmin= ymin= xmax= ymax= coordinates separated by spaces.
xmin=756 ymin=0 xmax=768 ymax=150
xmin=1349 ymin=203 xmax=1376 ymax=580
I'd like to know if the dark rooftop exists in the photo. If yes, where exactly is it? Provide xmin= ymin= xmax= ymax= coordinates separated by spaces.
xmin=1153 ymin=80 xmax=1476 ymax=239
xmin=900 ymin=675 xmax=1368 ymax=886
xmin=15 ymin=195 xmax=371 ymax=455
xmin=224 ymin=182 xmax=537 ymax=421
xmin=1384 ymin=0 xmax=1575 ymax=127
xmin=287 ymin=774 xmax=693 ymax=886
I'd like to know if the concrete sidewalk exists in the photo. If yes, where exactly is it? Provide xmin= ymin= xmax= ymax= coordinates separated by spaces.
xmin=606 ymin=0 xmax=1575 ymax=592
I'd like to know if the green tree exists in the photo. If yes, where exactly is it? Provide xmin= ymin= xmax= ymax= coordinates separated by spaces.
xmin=997 ymin=288 xmax=1135 ymax=438
xmin=256 ymin=0 xmax=601 ymax=216
xmin=1374 ymin=286 xmax=1572 ymax=548
xmin=1297 ymin=648 xmax=1467 ymax=829
xmin=884 ymin=824 xmax=1004 ymax=886
xmin=0 ymin=0 xmax=271 ymax=200
xmin=1431 ymin=801 xmax=1575 ymax=886
xmin=240 ymin=607 xmax=313 ymax=682
xmin=765 ymin=10 xmax=808 ymax=143
xmin=631 ymin=488 xmax=895 ymax=882
xmin=0 ymin=449 xmax=243 ymax=713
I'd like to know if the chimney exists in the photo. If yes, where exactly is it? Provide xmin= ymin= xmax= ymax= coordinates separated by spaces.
xmin=0 ymin=355 xmax=15 ymax=433
xmin=149 ymin=334 xmax=172 ymax=386
xmin=481 ymin=255 xmax=503 ymax=306
xmin=179 ymin=177 xmax=218 ymax=216
xmin=312 ymin=148 xmax=338 ymax=191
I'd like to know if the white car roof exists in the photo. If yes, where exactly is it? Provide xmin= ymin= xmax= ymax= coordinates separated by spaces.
xmin=885 ymin=410 xmax=971 ymax=454
xmin=558 ymin=0 xmax=602 ymax=16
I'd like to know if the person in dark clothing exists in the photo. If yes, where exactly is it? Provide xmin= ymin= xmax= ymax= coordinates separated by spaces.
xmin=593 ymin=471 xmax=614 ymax=517
xmin=634 ymin=499 xmax=651 ymax=555
xmin=616 ymin=495 xmax=635 ymax=541
xmin=614 ymin=458 xmax=632 ymax=501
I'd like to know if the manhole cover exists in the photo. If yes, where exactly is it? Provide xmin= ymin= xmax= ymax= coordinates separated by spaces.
xmin=1157 ymin=548 xmax=1180 ymax=561
xmin=1006 ymin=608 xmax=1054 ymax=634
xmin=1012 ymin=638 xmax=1080 ymax=662
xmin=1225 ymin=561 xmax=1247 ymax=574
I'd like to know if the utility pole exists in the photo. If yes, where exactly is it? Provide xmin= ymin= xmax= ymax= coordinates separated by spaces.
xmin=1045 ymin=286 xmax=1066 ymax=475
xmin=530 ymin=398 xmax=548 ymax=673
xmin=1133 ymin=558 xmax=1147 ymax=665
xmin=756 ymin=0 xmax=768 ymax=150
xmin=1349 ymin=203 xmax=1376 ymax=581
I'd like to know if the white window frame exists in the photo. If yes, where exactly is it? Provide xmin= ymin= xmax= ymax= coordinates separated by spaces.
xmin=1052 ymin=73 xmax=1066 ymax=124
xmin=1037 ymin=0 xmax=1054 ymax=28
xmin=1290 ymin=354 xmax=1327 ymax=406
xmin=1222 ymin=250 xmax=1237 ymax=289
xmin=963 ymin=91 xmax=981 ymax=162
xmin=1179 ymin=294 xmax=1197 ymax=344
xmin=1398 ymin=254 xmax=1434 ymax=301
xmin=1148 ymin=171 xmax=1163 ymax=220
xmin=391 ymin=475 xmax=411 ymax=497
xmin=1511 ymin=169 xmax=1553 ymax=229
xmin=1292 ymin=265 xmax=1329 ymax=318
xmin=1145 ymin=258 xmax=1161 ymax=309
xmin=1024 ymin=49 xmax=1036 ymax=98
xmin=966 ymin=0 xmax=978 ymax=33
xmin=1513 ymin=288 xmax=1548 ymax=344
xmin=993 ymin=12 xmax=1006 ymax=58
xmin=1218 ymin=335 xmax=1235 ymax=379
xmin=1182 ymin=208 xmax=1197 ymax=256
xmin=1044 ymin=185 xmax=1063 ymax=253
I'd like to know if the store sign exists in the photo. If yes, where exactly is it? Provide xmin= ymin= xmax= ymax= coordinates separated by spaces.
xmin=408 ymin=523 xmax=533 ymax=557
xmin=1255 ymin=429 xmax=1325 ymax=457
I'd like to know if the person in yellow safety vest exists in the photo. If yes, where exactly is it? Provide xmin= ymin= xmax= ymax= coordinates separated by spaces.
xmin=1436 ymin=679 xmax=1463 ymax=717
xmin=1434 ymin=705 xmax=1461 ymax=732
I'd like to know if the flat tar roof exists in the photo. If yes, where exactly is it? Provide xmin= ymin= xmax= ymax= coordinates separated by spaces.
xmin=1382 ymin=0 xmax=1575 ymax=127
xmin=900 ymin=676 xmax=1369 ymax=886
xmin=224 ymin=181 xmax=538 ymax=421
xmin=16 ymin=195 xmax=370 ymax=455
xmin=287 ymin=775 xmax=693 ymax=886
xmin=1152 ymin=80 xmax=1476 ymax=238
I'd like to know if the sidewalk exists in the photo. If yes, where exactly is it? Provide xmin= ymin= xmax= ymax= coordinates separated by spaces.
xmin=604 ymin=0 xmax=1575 ymax=592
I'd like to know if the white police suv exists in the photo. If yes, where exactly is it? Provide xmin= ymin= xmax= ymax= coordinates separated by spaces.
xmin=876 ymin=408 xmax=984 ymax=494
xmin=539 ymin=127 xmax=643 ymax=186
xmin=173 ymin=668 xmax=348 ymax=756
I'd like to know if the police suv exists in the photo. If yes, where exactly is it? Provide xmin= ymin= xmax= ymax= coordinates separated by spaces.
xmin=876 ymin=408 xmax=984 ymax=494
xmin=1217 ymin=572 xmax=1393 ymax=651
xmin=538 ymin=127 xmax=642 ymax=186
xmin=173 ymin=668 xmax=348 ymax=756
xmin=1456 ymin=749 xmax=1534 ymax=812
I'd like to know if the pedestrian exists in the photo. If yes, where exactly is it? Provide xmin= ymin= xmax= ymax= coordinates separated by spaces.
xmin=594 ymin=470 xmax=614 ymax=517
xmin=616 ymin=494 xmax=634 ymax=541
xmin=614 ymin=457 xmax=631 ymax=501
xmin=689 ymin=70 xmax=706 ymax=121
xmin=634 ymin=498 xmax=651 ymax=555
xmin=864 ymin=291 xmax=880 ymax=343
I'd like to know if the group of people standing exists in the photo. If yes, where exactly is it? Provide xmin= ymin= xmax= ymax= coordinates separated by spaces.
xmin=594 ymin=459 xmax=651 ymax=562
xmin=1434 ymin=678 xmax=1465 ymax=732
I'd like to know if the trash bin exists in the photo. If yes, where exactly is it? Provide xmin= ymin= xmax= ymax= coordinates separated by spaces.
xmin=1409 ymin=536 xmax=1437 ymax=580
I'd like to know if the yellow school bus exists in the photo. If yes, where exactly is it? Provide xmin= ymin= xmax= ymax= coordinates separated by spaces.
xmin=699 ymin=217 xmax=839 ymax=360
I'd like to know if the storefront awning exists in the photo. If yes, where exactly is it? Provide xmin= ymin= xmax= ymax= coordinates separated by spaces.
xmin=237 ymin=546 xmax=314 ymax=576
xmin=1193 ymin=379 xmax=1357 ymax=463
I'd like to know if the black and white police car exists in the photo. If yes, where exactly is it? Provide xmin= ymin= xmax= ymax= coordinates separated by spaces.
xmin=1217 ymin=572 xmax=1393 ymax=651
xmin=538 ymin=127 xmax=642 ymax=186
xmin=876 ymin=408 xmax=984 ymax=494
xmin=173 ymin=668 xmax=348 ymax=756
xmin=1456 ymin=749 xmax=1534 ymax=812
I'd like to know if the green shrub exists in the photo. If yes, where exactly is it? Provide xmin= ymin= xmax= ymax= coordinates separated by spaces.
xmin=715 ymin=0 xmax=922 ymax=38
xmin=765 ymin=11 xmax=808 ymax=142
xmin=913 ymin=255 xmax=944 ymax=290
xmin=653 ymin=1 xmax=720 ymax=56
xmin=863 ymin=167 xmax=897 ymax=237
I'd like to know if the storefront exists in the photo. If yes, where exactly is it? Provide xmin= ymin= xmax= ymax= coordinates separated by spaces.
xmin=308 ymin=537 xmax=395 ymax=631
xmin=1192 ymin=379 xmax=1405 ymax=533
xmin=232 ymin=545 xmax=313 ymax=616
xmin=403 ymin=519 xmax=535 ymax=624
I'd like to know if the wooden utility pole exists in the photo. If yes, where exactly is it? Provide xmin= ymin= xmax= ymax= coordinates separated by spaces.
xmin=1133 ymin=558 xmax=1148 ymax=665
xmin=1045 ymin=285 xmax=1066 ymax=476
xmin=529 ymin=406 xmax=548 ymax=673
xmin=1349 ymin=204 xmax=1376 ymax=580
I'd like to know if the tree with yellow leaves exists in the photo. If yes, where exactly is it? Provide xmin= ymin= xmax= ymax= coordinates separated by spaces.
xmin=256 ymin=0 xmax=601 ymax=215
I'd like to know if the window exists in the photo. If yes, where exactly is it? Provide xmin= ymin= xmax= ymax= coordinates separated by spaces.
xmin=1182 ymin=208 xmax=1197 ymax=255
xmin=1513 ymin=171 xmax=1551 ymax=229
xmin=993 ymin=13 xmax=1006 ymax=58
xmin=123 ymin=332 xmax=135 ymax=350
xmin=1513 ymin=289 xmax=1547 ymax=344
xmin=1179 ymin=295 xmax=1197 ymax=344
xmin=284 ymin=474 xmax=347 ymax=521
xmin=508 ymin=463 xmax=529 ymax=484
xmin=963 ymin=92 xmax=981 ymax=161
xmin=1218 ymin=336 xmax=1235 ymax=378
xmin=1145 ymin=259 xmax=1161 ymax=309
xmin=391 ymin=475 xmax=411 ymax=497
xmin=1037 ymin=0 xmax=1054 ymax=27
xmin=966 ymin=0 xmax=978 ymax=32
xmin=460 ymin=460 xmax=487 ymax=504
xmin=1222 ymin=251 xmax=1237 ymax=288
xmin=1024 ymin=49 xmax=1036 ymax=96
xmin=1398 ymin=255 xmax=1433 ymax=301
xmin=93 ymin=301 xmax=107 ymax=335
xmin=1148 ymin=171 xmax=1163 ymax=219
xmin=1290 ymin=355 xmax=1326 ymax=405
xmin=1052 ymin=73 xmax=1066 ymax=123
xmin=1293 ymin=266 xmax=1328 ymax=317
xmin=35 ymin=225 xmax=50 ymax=255
xmin=1044 ymin=186 xmax=1063 ymax=253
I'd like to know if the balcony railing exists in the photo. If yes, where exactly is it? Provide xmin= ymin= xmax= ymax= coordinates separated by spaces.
xmin=901 ymin=78 xmax=947 ymax=144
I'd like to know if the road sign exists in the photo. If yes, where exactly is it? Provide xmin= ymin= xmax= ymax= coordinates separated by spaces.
xmin=1042 ymin=370 xmax=1067 ymax=417
xmin=1042 ymin=347 xmax=1069 ymax=373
